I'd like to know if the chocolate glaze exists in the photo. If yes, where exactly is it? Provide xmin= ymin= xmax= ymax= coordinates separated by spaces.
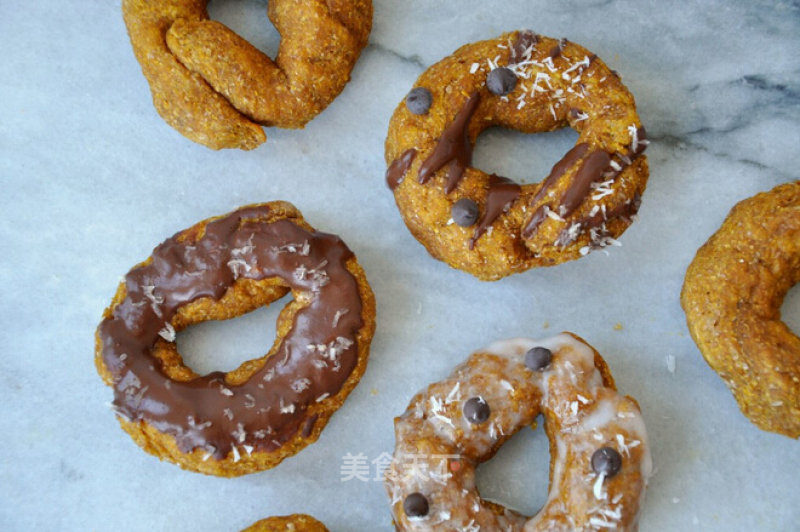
xmin=510 ymin=31 xmax=539 ymax=63
xmin=97 ymin=205 xmax=364 ymax=460
xmin=301 ymin=413 xmax=319 ymax=438
xmin=523 ymin=129 xmax=648 ymax=242
xmin=560 ymin=150 xmax=612 ymax=216
xmin=558 ymin=193 xmax=643 ymax=246
xmin=521 ymin=204 xmax=549 ymax=240
xmin=418 ymin=92 xmax=481 ymax=194
xmin=386 ymin=148 xmax=417 ymax=191
xmin=552 ymin=130 xmax=648 ymax=244
xmin=583 ymin=193 xmax=642 ymax=230
xmin=533 ymin=143 xmax=590 ymax=203
xmin=633 ymin=126 xmax=648 ymax=156
xmin=469 ymin=174 xmax=521 ymax=249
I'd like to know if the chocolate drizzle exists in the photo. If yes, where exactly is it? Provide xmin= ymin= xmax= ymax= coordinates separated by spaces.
xmin=523 ymin=148 xmax=610 ymax=234
xmin=386 ymin=148 xmax=417 ymax=191
xmin=632 ymin=126 xmax=648 ymax=157
xmin=533 ymin=143 xmax=590 ymax=203
xmin=418 ymin=92 xmax=481 ymax=194
xmin=522 ymin=205 xmax=549 ymax=240
xmin=560 ymin=150 xmax=612 ymax=216
xmin=559 ymin=192 xmax=643 ymax=246
xmin=585 ymin=193 xmax=642 ymax=229
xmin=469 ymin=174 xmax=521 ymax=249
xmin=522 ymin=126 xmax=649 ymax=242
xmin=522 ymin=143 xmax=592 ymax=238
xmin=97 ymin=205 xmax=364 ymax=460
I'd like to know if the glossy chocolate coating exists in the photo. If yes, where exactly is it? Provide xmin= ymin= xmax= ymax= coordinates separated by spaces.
xmin=97 ymin=205 xmax=364 ymax=460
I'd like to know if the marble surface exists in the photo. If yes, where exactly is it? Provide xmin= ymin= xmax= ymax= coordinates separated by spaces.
xmin=1 ymin=0 xmax=799 ymax=530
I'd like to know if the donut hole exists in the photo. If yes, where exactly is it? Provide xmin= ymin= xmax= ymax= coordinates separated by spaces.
xmin=207 ymin=0 xmax=281 ymax=59
xmin=781 ymin=283 xmax=800 ymax=334
xmin=474 ymin=419 xmax=551 ymax=516
xmin=471 ymin=126 xmax=579 ymax=185
xmin=175 ymin=291 xmax=292 ymax=376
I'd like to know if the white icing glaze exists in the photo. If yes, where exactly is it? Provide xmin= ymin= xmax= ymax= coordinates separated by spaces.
xmin=386 ymin=333 xmax=651 ymax=531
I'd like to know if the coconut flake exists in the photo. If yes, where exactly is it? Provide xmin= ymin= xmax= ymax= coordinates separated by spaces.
xmin=158 ymin=323 xmax=176 ymax=342
xmin=665 ymin=355 xmax=676 ymax=374
xmin=332 ymin=308 xmax=349 ymax=328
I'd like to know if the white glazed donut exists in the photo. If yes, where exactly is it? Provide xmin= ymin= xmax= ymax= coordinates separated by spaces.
xmin=385 ymin=333 xmax=652 ymax=531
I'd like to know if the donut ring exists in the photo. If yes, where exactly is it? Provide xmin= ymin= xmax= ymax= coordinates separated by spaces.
xmin=681 ymin=181 xmax=800 ymax=438
xmin=95 ymin=202 xmax=376 ymax=476
xmin=122 ymin=0 xmax=372 ymax=150
xmin=386 ymin=333 xmax=652 ymax=531
xmin=385 ymin=31 xmax=649 ymax=280
xmin=242 ymin=514 xmax=328 ymax=531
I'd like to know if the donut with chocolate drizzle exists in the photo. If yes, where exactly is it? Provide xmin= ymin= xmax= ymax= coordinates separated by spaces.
xmin=385 ymin=31 xmax=649 ymax=280
xmin=386 ymin=333 xmax=652 ymax=531
xmin=95 ymin=202 xmax=376 ymax=476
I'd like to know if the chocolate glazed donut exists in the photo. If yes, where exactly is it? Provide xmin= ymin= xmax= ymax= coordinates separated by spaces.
xmin=385 ymin=31 xmax=649 ymax=280
xmin=95 ymin=202 xmax=376 ymax=476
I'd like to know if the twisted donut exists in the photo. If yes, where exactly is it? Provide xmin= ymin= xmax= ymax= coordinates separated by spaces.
xmin=385 ymin=31 xmax=649 ymax=280
xmin=386 ymin=333 xmax=651 ymax=531
xmin=682 ymin=181 xmax=800 ymax=438
xmin=95 ymin=202 xmax=376 ymax=476
xmin=122 ymin=0 xmax=372 ymax=149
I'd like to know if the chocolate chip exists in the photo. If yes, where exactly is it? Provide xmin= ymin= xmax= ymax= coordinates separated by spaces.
xmin=403 ymin=492 xmax=429 ymax=518
xmin=525 ymin=347 xmax=552 ymax=371
xmin=406 ymin=87 xmax=432 ymax=115
xmin=463 ymin=396 xmax=490 ymax=424
xmin=486 ymin=67 xmax=517 ymax=96
xmin=591 ymin=447 xmax=622 ymax=477
xmin=451 ymin=198 xmax=480 ymax=227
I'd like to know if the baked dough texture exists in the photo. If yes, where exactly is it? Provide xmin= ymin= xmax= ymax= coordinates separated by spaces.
xmin=385 ymin=31 xmax=649 ymax=280
xmin=386 ymin=333 xmax=652 ymax=531
xmin=682 ymin=181 xmax=800 ymax=438
xmin=242 ymin=514 xmax=328 ymax=532
xmin=95 ymin=202 xmax=376 ymax=476
xmin=122 ymin=0 xmax=372 ymax=149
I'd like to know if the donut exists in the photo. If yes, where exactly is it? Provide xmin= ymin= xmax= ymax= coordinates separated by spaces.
xmin=95 ymin=202 xmax=376 ymax=476
xmin=122 ymin=0 xmax=372 ymax=150
xmin=385 ymin=31 xmax=649 ymax=280
xmin=242 ymin=514 xmax=328 ymax=532
xmin=681 ymin=181 xmax=800 ymax=438
xmin=386 ymin=333 xmax=652 ymax=530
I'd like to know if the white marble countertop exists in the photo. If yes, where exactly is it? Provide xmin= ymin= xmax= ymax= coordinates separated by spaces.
xmin=1 ymin=0 xmax=799 ymax=530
